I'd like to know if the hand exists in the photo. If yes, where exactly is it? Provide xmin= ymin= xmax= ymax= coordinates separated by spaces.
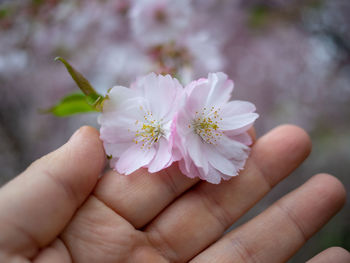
xmin=0 ymin=125 xmax=348 ymax=263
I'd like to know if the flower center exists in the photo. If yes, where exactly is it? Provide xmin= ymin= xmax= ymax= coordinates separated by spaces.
xmin=133 ymin=109 xmax=164 ymax=149
xmin=191 ymin=107 xmax=223 ymax=144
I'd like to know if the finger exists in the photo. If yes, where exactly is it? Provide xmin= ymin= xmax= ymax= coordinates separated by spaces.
xmin=145 ymin=125 xmax=311 ymax=262
xmin=0 ymin=126 xmax=105 ymax=258
xmin=33 ymin=239 xmax=71 ymax=263
xmin=307 ymin=247 xmax=350 ymax=263
xmin=191 ymin=174 xmax=346 ymax=263
xmin=93 ymin=127 xmax=256 ymax=229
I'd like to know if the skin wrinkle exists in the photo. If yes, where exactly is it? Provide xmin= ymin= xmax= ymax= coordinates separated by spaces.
xmin=159 ymin=168 xmax=182 ymax=201
xmin=57 ymin=237 xmax=73 ymax=263
xmin=228 ymin=236 xmax=259 ymax=263
xmin=41 ymin=168 xmax=80 ymax=209
xmin=274 ymin=202 xmax=308 ymax=243
xmin=0 ymin=219 xmax=40 ymax=258
xmin=146 ymin=224 xmax=179 ymax=263
xmin=62 ymin=196 xmax=137 ymax=263
xmin=193 ymin=186 xmax=233 ymax=231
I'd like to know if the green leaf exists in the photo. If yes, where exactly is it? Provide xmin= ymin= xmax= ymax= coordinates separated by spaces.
xmin=54 ymin=57 xmax=103 ymax=107
xmin=41 ymin=92 xmax=98 ymax=117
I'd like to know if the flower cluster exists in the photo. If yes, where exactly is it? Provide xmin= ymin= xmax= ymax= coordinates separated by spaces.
xmin=99 ymin=72 xmax=258 ymax=184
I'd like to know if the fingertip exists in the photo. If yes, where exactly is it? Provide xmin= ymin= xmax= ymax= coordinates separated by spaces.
xmin=307 ymin=247 xmax=350 ymax=263
xmin=309 ymin=173 xmax=346 ymax=210
xmin=68 ymin=126 xmax=106 ymax=171
xmin=273 ymin=124 xmax=312 ymax=157
xmin=252 ymin=124 xmax=312 ymax=186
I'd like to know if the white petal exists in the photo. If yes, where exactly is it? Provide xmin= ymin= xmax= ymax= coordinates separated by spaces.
xmin=116 ymin=144 xmax=156 ymax=175
xmin=216 ymin=135 xmax=250 ymax=161
xmin=102 ymin=85 xmax=139 ymax=113
xmin=100 ymin=125 xmax=134 ymax=143
xmin=103 ymin=142 xmax=132 ymax=158
xmin=132 ymin=73 xmax=183 ymax=120
xmin=206 ymin=72 xmax=234 ymax=108
xmin=219 ymin=113 xmax=259 ymax=131
xmin=221 ymin=100 xmax=256 ymax=117
xmin=226 ymin=132 xmax=253 ymax=146
xmin=179 ymin=159 xmax=200 ymax=179
xmin=202 ymin=165 xmax=222 ymax=184
xmin=148 ymin=137 xmax=173 ymax=173
xmin=175 ymin=109 xmax=193 ymax=137
xmin=185 ymin=79 xmax=210 ymax=116
xmin=204 ymin=145 xmax=236 ymax=176
xmin=99 ymin=97 xmax=149 ymax=125
xmin=187 ymin=133 xmax=209 ymax=173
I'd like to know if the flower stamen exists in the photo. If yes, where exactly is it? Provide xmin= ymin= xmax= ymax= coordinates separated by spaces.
xmin=133 ymin=111 xmax=164 ymax=149
xmin=193 ymin=107 xmax=222 ymax=144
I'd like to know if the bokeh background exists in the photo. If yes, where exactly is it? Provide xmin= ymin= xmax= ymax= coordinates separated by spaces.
xmin=0 ymin=0 xmax=349 ymax=261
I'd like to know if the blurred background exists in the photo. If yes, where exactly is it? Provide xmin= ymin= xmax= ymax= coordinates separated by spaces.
xmin=0 ymin=0 xmax=349 ymax=261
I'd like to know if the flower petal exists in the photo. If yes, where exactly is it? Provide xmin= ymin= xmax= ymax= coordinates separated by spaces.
xmin=132 ymin=73 xmax=183 ymax=120
xmin=185 ymin=79 xmax=210 ymax=117
xmin=204 ymin=145 xmax=236 ymax=176
xmin=206 ymin=72 xmax=234 ymax=108
xmin=219 ymin=112 xmax=259 ymax=131
xmin=104 ymin=141 xmax=132 ymax=158
xmin=216 ymin=135 xmax=250 ymax=161
xmin=203 ymin=165 xmax=223 ymax=184
xmin=179 ymin=159 xmax=200 ymax=179
xmin=116 ymin=144 xmax=156 ymax=175
xmin=100 ymin=125 xmax=134 ymax=143
xmin=187 ymin=133 xmax=208 ymax=173
xmin=226 ymin=132 xmax=253 ymax=146
xmin=102 ymin=85 xmax=140 ymax=113
xmin=148 ymin=137 xmax=173 ymax=173
xmin=221 ymin=100 xmax=256 ymax=116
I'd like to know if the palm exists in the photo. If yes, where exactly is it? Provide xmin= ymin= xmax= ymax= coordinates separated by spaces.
xmin=0 ymin=126 xmax=348 ymax=263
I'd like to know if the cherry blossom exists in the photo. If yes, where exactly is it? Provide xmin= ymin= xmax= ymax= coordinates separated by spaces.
xmin=129 ymin=0 xmax=192 ymax=46
xmin=174 ymin=72 xmax=259 ymax=184
xmin=99 ymin=73 xmax=183 ymax=175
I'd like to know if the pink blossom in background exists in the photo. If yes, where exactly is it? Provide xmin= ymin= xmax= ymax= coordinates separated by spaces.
xmin=174 ymin=72 xmax=258 ymax=184
xmin=129 ymin=0 xmax=192 ymax=47
xmin=99 ymin=73 xmax=183 ymax=175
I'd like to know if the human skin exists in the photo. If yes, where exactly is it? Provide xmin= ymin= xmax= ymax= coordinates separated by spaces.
xmin=0 ymin=125 xmax=348 ymax=263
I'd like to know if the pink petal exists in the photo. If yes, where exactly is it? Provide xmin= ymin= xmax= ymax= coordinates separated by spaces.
xmin=148 ymin=137 xmax=173 ymax=173
xmin=116 ymin=144 xmax=156 ymax=175
xmin=100 ymin=125 xmax=134 ymax=143
xmin=204 ymin=145 xmax=236 ymax=176
xmin=179 ymin=159 xmax=200 ymax=179
xmin=226 ymin=132 xmax=253 ymax=146
xmin=133 ymin=73 xmax=183 ymax=120
xmin=206 ymin=72 xmax=234 ymax=108
xmin=221 ymin=100 xmax=256 ymax=116
xmin=102 ymin=85 xmax=139 ymax=113
xmin=203 ymin=165 xmax=223 ymax=184
xmin=104 ymin=141 xmax=132 ymax=158
xmin=187 ymin=133 xmax=209 ymax=173
xmin=219 ymin=113 xmax=259 ymax=131
xmin=186 ymin=80 xmax=210 ymax=116
xmin=216 ymin=135 xmax=250 ymax=161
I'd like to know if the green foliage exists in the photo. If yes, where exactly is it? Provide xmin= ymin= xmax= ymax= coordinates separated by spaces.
xmin=42 ymin=92 xmax=98 ymax=117
xmin=46 ymin=57 xmax=106 ymax=117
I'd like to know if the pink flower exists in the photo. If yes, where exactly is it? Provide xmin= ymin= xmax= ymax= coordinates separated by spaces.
xmin=99 ymin=73 xmax=183 ymax=175
xmin=174 ymin=72 xmax=259 ymax=184
xmin=129 ymin=0 xmax=192 ymax=46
